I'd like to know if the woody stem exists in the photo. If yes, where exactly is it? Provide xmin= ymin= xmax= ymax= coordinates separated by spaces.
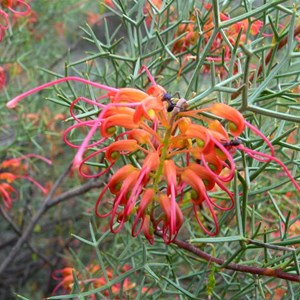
xmin=155 ymin=231 xmax=300 ymax=283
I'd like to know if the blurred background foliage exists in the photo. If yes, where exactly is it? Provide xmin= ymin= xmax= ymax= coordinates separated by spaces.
xmin=0 ymin=0 xmax=299 ymax=299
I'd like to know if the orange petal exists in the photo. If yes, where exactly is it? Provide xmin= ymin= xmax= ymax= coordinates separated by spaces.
xmin=105 ymin=140 xmax=139 ymax=163
xmin=109 ymin=88 xmax=149 ymax=103
xmin=108 ymin=165 xmax=138 ymax=194
xmin=181 ymin=168 xmax=207 ymax=204
xmin=209 ymin=103 xmax=245 ymax=136
xmin=0 ymin=172 xmax=17 ymax=183
xmin=127 ymin=129 xmax=152 ymax=145
xmin=100 ymin=114 xmax=139 ymax=137
xmin=187 ymin=163 xmax=216 ymax=191
xmin=208 ymin=120 xmax=229 ymax=141
xmin=146 ymin=84 xmax=166 ymax=98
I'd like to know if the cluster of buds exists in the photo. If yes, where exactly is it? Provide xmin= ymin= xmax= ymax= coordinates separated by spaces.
xmin=52 ymin=264 xmax=137 ymax=297
xmin=7 ymin=66 xmax=300 ymax=244
xmin=0 ymin=154 xmax=51 ymax=209
xmin=0 ymin=0 xmax=31 ymax=41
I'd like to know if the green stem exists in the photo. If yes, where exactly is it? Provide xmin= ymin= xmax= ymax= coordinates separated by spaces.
xmin=153 ymin=126 xmax=172 ymax=192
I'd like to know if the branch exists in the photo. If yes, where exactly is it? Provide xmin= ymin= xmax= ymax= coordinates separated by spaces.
xmin=0 ymin=163 xmax=102 ymax=275
xmin=0 ymin=206 xmax=53 ymax=267
xmin=155 ymin=231 xmax=300 ymax=283
xmin=46 ymin=178 xmax=102 ymax=210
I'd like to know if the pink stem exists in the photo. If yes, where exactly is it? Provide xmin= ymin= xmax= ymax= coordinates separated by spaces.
xmin=16 ymin=154 xmax=52 ymax=165
xmin=244 ymin=120 xmax=275 ymax=157
xmin=0 ymin=10 xmax=9 ymax=29
xmin=18 ymin=175 xmax=48 ymax=194
xmin=140 ymin=65 xmax=157 ymax=86
xmin=193 ymin=199 xmax=219 ymax=236
xmin=8 ymin=0 xmax=31 ymax=16
xmin=213 ymin=179 xmax=235 ymax=211
xmin=6 ymin=76 xmax=119 ymax=108
xmin=63 ymin=122 xmax=106 ymax=149
xmin=95 ymin=184 xmax=113 ymax=218
xmin=79 ymin=153 xmax=114 ymax=178
xmin=238 ymin=145 xmax=300 ymax=192
xmin=211 ymin=136 xmax=236 ymax=181
xmin=69 ymin=96 xmax=107 ymax=123
xmin=72 ymin=115 xmax=103 ymax=167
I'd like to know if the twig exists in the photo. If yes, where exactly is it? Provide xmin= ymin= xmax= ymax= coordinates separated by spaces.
xmin=246 ymin=238 xmax=296 ymax=252
xmin=0 ymin=163 xmax=73 ymax=275
xmin=0 ymin=206 xmax=53 ymax=267
xmin=155 ymin=231 xmax=300 ymax=283
xmin=0 ymin=161 xmax=103 ymax=275
xmin=46 ymin=178 xmax=102 ymax=210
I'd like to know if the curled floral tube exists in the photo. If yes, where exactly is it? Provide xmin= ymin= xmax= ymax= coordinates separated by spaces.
xmin=122 ymin=153 xmax=159 ymax=218
xmin=237 ymin=144 xmax=300 ymax=192
xmin=0 ymin=9 xmax=9 ymax=29
xmin=209 ymin=135 xmax=236 ymax=181
xmin=0 ymin=153 xmax=52 ymax=167
xmin=109 ymin=171 xmax=141 ymax=233
xmin=156 ymin=194 xmax=183 ymax=244
xmin=0 ymin=183 xmax=18 ymax=209
xmin=0 ymin=9 xmax=9 ymax=41
xmin=244 ymin=120 xmax=275 ymax=157
xmin=69 ymin=96 xmax=107 ymax=123
xmin=5 ymin=0 xmax=31 ymax=16
xmin=213 ymin=178 xmax=235 ymax=211
xmin=131 ymin=189 xmax=154 ymax=239
xmin=78 ymin=149 xmax=115 ymax=178
xmin=94 ymin=165 xmax=138 ymax=218
xmin=193 ymin=198 xmax=219 ymax=236
xmin=6 ymin=76 xmax=119 ymax=108
xmin=95 ymin=183 xmax=114 ymax=218
xmin=63 ymin=121 xmax=107 ymax=149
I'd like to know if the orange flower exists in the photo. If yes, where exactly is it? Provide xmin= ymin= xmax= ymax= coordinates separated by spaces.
xmin=0 ymin=154 xmax=51 ymax=209
xmin=52 ymin=263 xmax=138 ymax=297
xmin=52 ymin=267 xmax=76 ymax=294
xmin=172 ymin=10 xmax=199 ymax=54
xmin=8 ymin=65 xmax=300 ymax=245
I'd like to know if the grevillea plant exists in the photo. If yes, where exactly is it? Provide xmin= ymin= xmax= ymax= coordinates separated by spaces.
xmin=6 ymin=65 xmax=300 ymax=244
xmin=2 ymin=0 xmax=300 ymax=299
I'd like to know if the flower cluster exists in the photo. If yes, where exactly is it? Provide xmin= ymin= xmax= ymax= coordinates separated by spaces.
xmin=172 ymin=3 xmax=262 ymax=77
xmin=0 ymin=154 xmax=51 ymax=209
xmin=6 ymin=67 xmax=300 ymax=244
xmin=0 ymin=0 xmax=31 ymax=41
xmin=52 ymin=264 xmax=138 ymax=298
